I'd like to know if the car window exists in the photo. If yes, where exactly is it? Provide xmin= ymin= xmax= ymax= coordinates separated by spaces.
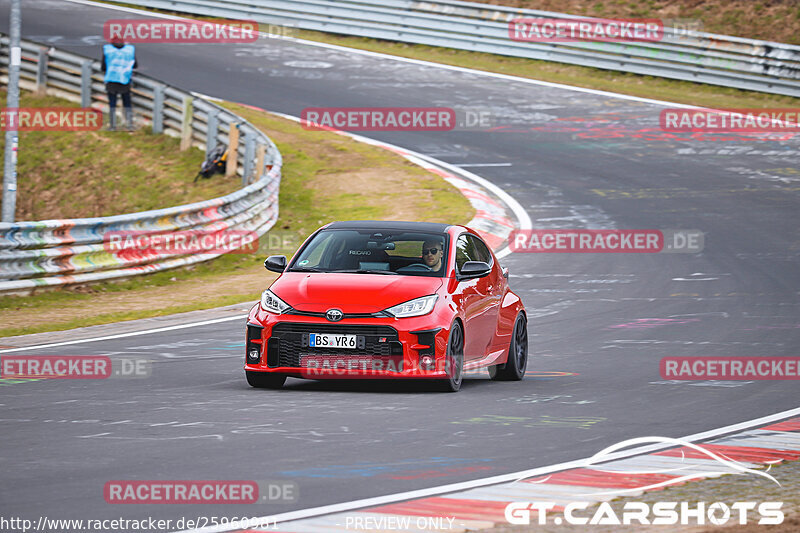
xmin=469 ymin=235 xmax=493 ymax=266
xmin=290 ymin=229 xmax=450 ymax=277
xmin=297 ymin=232 xmax=335 ymax=268
xmin=386 ymin=241 xmax=419 ymax=256
xmin=455 ymin=234 xmax=476 ymax=271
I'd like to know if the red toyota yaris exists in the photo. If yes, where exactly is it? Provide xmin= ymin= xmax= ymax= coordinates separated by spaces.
xmin=244 ymin=221 xmax=527 ymax=392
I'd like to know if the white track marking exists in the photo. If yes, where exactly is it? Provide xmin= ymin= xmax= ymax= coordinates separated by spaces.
xmin=456 ymin=163 xmax=513 ymax=167
xmin=0 ymin=315 xmax=247 ymax=354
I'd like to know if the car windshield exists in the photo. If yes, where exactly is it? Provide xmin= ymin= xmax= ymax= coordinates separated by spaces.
xmin=289 ymin=229 xmax=449 ymax=277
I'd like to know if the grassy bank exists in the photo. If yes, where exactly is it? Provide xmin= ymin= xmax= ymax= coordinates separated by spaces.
xmin=0 ymin=91 xmax=236 ymax=220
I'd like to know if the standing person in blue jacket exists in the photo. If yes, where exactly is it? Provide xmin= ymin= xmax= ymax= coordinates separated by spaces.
xmin=102 ymin=38 xmax=137 ymax=130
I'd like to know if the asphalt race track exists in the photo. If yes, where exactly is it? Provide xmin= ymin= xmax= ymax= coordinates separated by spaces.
xmin=1 ymin=0 xmax=799 ymax=527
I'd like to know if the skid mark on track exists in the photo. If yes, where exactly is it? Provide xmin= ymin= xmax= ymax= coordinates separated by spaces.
xmin=650 ymin=380 xmax=754 ymax=388
xmin=452 ymin=414 xmax=606 ymax=430
xmin=7 ymin=415 xmax=413 ymax=444
xmin=77 ymin=433 xmax=224 ymax=441
xmin=743 ymin=323 xmax=800 ymax=331
xmin=608 ymin=318 xmax=701 ymax=329
xmin=603 ymin=339 xmax=786 ymax=351
xmin=591 ymin=185 xmax=800 ymax=200
xmin=382 ymin=465 xmax=493 ymax=480
xmin=278 ymin=458 xmax=493 ymax=479
xmin=498 ymin=394 xmax=595 ymax=405
xmin=524 ymin=300 xmax=576 ymax=319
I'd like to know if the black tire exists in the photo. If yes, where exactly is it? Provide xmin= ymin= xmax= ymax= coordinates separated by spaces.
xmin=437 ymin=321 xmax=464 ymax=392
xmin=489 ymin=313 xmax=528 ymax=381
xmin=246 ymin=371 xmax=287 ymax=389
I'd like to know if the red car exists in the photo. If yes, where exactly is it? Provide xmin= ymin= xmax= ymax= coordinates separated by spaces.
xmin=245 ymin=221 xmax=527 ymax=392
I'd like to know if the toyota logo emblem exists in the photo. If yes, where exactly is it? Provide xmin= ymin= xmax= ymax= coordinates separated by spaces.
xmin=325 ymin=309 xmax=343 ymax=322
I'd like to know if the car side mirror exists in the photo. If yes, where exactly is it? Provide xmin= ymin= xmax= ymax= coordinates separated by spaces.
xmin=502 ymin=267 xmax=509 ymax=279
xmin=458 ymin=261 xmax=491 ymax=280
xmin=264 ymin=255 xmax=287 ymax=273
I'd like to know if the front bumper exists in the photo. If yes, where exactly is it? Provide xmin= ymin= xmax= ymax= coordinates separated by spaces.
xmin=244 ymin=304 xmax=452 ymax=379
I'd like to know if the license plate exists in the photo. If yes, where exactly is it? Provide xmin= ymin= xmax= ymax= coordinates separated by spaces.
xmin=309 ymin=333 xmax=357 ymax=349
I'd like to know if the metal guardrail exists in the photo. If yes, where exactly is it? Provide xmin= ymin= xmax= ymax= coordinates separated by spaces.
xmin=0 ymin=34 xmax=283 ymax=294
xmin=121 ymin=0 xmax=800 ymax=97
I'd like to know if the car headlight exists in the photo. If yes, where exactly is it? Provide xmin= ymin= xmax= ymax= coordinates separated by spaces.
xmin=385 ymin=295 xmax=438 ymax=318
xmin=261 ymin=289 xmax=290 ymax=314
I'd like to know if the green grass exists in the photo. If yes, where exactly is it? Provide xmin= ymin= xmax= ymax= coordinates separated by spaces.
xmin=0 ymin=295 xmax=257 ymax=338
xmin=0 ymin=91 xmax=240 ymax=220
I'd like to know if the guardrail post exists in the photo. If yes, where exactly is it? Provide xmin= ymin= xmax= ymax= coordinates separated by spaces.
xmin=255 ymin=144 xmax=266 ymax=179
xmin=180 ymin=96 xmax=194 ymax=151
xmin=152 ymin=83 xmax=165 ymax=134
xmin=206 ymin=110 xmax=219 ymax=156
xmin=225 ymin=123 xmax=239 ymax=178
xmin=35 ymin=46 xmax=48 ymax=95
xmin=80 ymin=60 xmax=92 ymax=108
xmin=243 ymin=131 xmax=255 ymax=185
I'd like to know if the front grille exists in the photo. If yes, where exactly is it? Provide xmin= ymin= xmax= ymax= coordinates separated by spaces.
xmin=270 ymin=323 xmax=402 ymax=368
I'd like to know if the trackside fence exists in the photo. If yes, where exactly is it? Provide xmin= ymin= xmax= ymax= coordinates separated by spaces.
xmin=119 ymin=0 xmax=800 ymax=97
xmin=0 ymin=34 xmax=283 ymax=294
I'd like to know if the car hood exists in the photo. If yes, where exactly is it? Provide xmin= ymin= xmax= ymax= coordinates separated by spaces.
xmin=271 ymin=272 xmax=443 ymax=313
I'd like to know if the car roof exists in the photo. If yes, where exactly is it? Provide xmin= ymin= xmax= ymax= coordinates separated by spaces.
xmin=325 ymin=220 xmax=452 ymax=233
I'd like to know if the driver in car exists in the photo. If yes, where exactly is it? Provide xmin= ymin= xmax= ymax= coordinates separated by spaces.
xmin=421 ymin=238 xmax=445 ymax=272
